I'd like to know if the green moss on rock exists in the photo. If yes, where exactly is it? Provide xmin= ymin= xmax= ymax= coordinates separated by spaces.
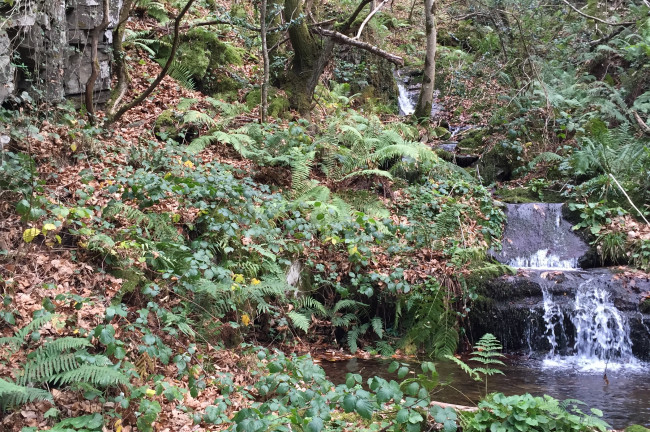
xmin=154 ymin=109 xmax=180 ymax=141
xmin=245 ymin=88 xmax=290 ymax=117
xmin=625 ymin=426 xmax=650 ymax=432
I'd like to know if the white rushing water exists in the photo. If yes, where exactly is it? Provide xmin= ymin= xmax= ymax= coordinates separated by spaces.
xmin=508 ymin=249 xmax=580 ymax=270
xmin=396 ymin=80 xmax=415 ymax=116
xmin=541 ymin=280 xmax=640 ymax=372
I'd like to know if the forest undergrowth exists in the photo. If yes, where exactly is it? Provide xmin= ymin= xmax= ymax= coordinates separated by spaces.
xmin=1 ymin=0 xmax=649 ymax=430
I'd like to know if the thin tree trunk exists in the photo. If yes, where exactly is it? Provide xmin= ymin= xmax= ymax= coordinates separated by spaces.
xmin=107 ymin=0 xmax=196 ymax=124
xmin=260 ymin=0 xmax=269 ymax=122
xmin=106 ymin=0 xmax=135 ymax=116
xmin=414 ymin=0 xmax=436 ymax=119
xmin=85 ymin=0 xmax=110 ymax=123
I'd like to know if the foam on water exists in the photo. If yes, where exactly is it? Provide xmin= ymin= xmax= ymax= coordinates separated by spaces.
xmin=540 ymin=280 xmax=642 ymax=372
xmin=508 ymin=248 xmax=580 ymax=270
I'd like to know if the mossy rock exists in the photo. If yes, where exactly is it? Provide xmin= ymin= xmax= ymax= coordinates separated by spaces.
xmin=625 ymin=426 xmax=650 ymax=432
xmin=478 ymin=142 xmax=518 ymax=184
xmin=640 ymin=298 xmax=650 ymax=314
xmin=201 ymin=73 xmax=244 ymax=95
xmin=268 ymin=96 xmax=290 ymax=117
xmin=154 ymin=109 xmax=181 ymax=141
xmin=458 ymin=129 xmax=486 ymax=152
xmin=432 ymin=126 xmax=451 ymax=140
xmin=161 ymin=28 xmax=244 ymax=93
xmin=495 ymin=187 xmax=538 ymax=203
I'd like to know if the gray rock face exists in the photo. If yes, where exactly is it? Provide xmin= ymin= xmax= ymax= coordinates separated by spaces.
xmin=491 ymin=203 xmax=590 ymax=269
xmin=469 ymin=268 xmax=650 ymax=360
xmin=0 ymin=0 xmax=121 ymax=104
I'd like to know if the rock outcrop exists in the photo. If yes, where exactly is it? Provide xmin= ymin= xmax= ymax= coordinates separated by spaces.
xmin=0 ymin=0 xmax=121 ymax=104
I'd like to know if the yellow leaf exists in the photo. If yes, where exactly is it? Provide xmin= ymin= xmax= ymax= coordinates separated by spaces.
xmin=115 ymin=419 xmax=122 ymax=432
xmin=234 ymin=274 xmax=245 ymax=284
xmin=23 ymin=228 xmax=41 ymax=243
xmin=42 ymin=223 xmax=56 ymax=234
xmin=183 ymin=160 xmax=194 ymax=168
xmin=241 ymin=314 xmax=250 ymax=326
xmin=145 ymin=389 xmax=156 ymax=397
xmin=251 ymin=278 xmax=261 ymax=285
xmin=55 ymin=235 xmax=62 ymax=244
xmin=70 ymin=143 xmax=77 ymax=152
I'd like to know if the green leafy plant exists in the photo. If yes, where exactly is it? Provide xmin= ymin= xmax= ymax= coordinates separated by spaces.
xmin=462 ymin=393 xmax=609 ymax=432
xmin=445 ymin=333 xmax=505 ymax=396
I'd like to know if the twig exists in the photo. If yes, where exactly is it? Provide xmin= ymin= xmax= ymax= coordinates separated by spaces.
xmin=609 ymin=173 xmax=649 ymax=224
xmin=354 ymin=0 xmax=389 ymax=40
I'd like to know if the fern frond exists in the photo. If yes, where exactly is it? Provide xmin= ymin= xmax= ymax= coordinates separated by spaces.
xmin=0 ymin=378 xmax=52 ymax=408
xmin=287 ymin=311 xmax=311 ymax=333
xmin=183 ymin=111 xmax=217 ymax=128
xmin=51 ymin=365 xmax=129 ymax=387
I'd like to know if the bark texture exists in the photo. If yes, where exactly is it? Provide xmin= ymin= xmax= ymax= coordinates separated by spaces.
xmin=414 ymin=0 xmax=437 ymax=119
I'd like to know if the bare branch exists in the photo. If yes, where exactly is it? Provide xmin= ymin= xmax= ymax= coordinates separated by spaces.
xmin=107 ymin=0 xmax=197 ymax=124
xmin=560 ymin=0 xmax=634 ymax=26
xmin=313 ymin=27 xmax=404 ymax=65
xmin=354 ymin=0 xmax=389 ymax=40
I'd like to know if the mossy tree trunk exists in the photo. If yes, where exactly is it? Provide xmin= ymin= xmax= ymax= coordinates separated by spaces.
xmin=283 ymin=0 xmax=321 ymax=114
xmin=414 ymin=0 xmax=436 ymax=119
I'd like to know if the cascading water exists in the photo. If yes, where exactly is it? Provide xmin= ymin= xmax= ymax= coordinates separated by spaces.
xmin=492 ymin=203 xmax=589 ymax=270
xmin=396 ymin=80 xmax=415 ymax=116
xmin=537 ymin=277 xmax=639 ymax=371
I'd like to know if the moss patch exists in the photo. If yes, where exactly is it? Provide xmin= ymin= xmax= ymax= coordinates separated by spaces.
xmin=625 ymin=426 xmax=650 ymax=432
xmin=154 ymin=109 xmax=180 ymax=141
xmin=245 ymin=88 xmax=290 ymax=117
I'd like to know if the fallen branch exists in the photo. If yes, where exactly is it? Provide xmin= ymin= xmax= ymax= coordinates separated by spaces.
xmin=633 ymin=110 xmax=650 ymax=135
xmin=609 ymin=173 xmax=650 ymax=225
xmin=313 ymin=27 xmax=404 ymax=66
xmin=560 ymin=0 xmax=635 ymax=26
xmin=430 ymin=401 xmax=478 ymax=412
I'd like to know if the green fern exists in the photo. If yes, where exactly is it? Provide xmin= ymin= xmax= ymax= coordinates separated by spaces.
xmin=51 ymin=365 xmax=129 ymax=387
xmin=0 ymin=378 xmax=52 ymax=409
xmin=156 ymin=59 xmax=195 ymax=90
xmin=445 ymin=333 xmax=505 ymax=396
xmin=287 ymin=311 xmax=310 ymax=333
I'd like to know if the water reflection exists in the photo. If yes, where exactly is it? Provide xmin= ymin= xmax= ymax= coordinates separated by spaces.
xmin=318 ymin=357 xmax=650 ymax=429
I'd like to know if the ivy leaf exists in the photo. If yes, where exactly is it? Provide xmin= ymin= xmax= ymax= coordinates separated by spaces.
xmin=388 ymin=361 xmax=399 ymax=373
xmin=398 ymin=366 xmax=409 ymax=379
xmin=23 ymin=228 xmax=41 ymax=243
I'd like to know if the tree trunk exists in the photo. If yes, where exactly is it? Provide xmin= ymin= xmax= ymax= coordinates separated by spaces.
xmin=106 ymin=0 xmax=135 ymax=117
xmin=283 ymin=0 xmax=320 ymax=114
xmin=414 ymin=0 xmax=436 ymax=119
xmin=85 ymin=0 xmax=110 ymax=123
xmin=260 ymin=0 xmax=270 ymax=123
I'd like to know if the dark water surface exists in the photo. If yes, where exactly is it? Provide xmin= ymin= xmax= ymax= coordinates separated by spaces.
xmin=318 ymin=357 xmax=650 ymax=429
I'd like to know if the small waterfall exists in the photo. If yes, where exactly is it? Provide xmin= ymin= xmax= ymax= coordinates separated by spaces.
xmin=541 ymin=284 xmax=566 ymax=356
xmin=540 ymin=279 xmax=639 ymax=371
xmin=492 ymin=203 xmax=589 ymax=270
xmin=396 ymin=80 xmax=415 ymax=116
xmin=509 ymin=249 xmax=580 ymax=270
